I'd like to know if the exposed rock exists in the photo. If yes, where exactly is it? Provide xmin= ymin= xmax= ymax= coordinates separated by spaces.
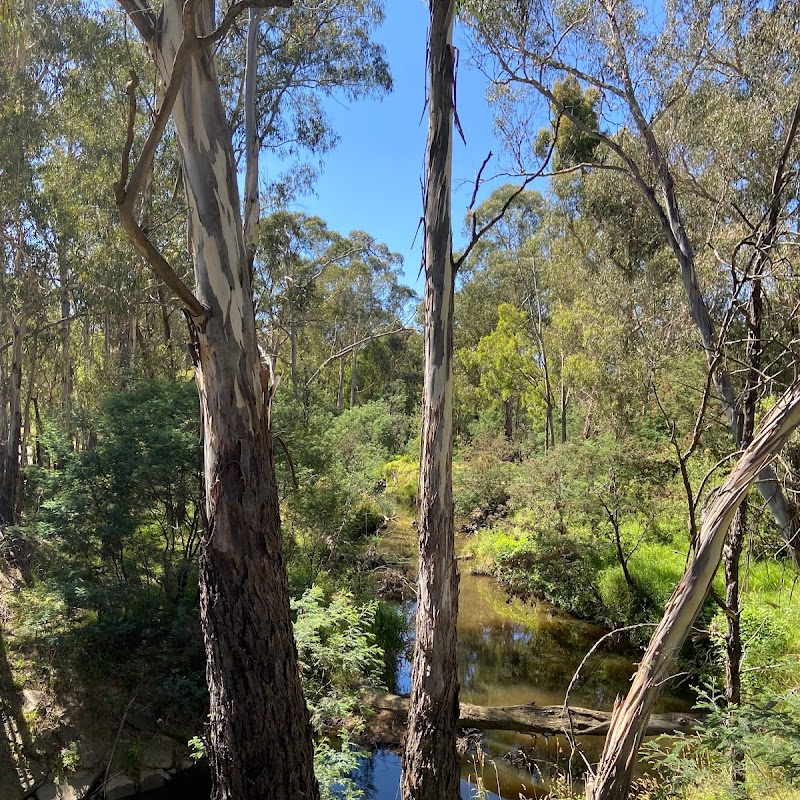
xmin=103 ymin=774 xmax=136 ymax=800
xmin=124 ymin=705 xmax=156 ymax=733
xmin=22 ymin=689 xmax=47 ymax=714
xmin=36 ymin=769 xmax=97 ymax=800
xmin=138 ymin=768 xmax=169 ymax=792
xmin=77 ymin=737 xmax=108 ymax=769
xmin=56 ymin=725 xmax=79 ymax=744
xmin=102 ymin=696 xmax=125 ymax=715
xmin=141 ymin=736 xmax=174 ymax=770
xmin=0 ymin=756 xmax=51 ymax=797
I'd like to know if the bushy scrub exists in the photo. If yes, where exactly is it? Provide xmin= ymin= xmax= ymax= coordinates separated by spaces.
xmin=292 ymin=586 xmax=386 ymax=800
xmin=281 ymin=399 xmax=414 ymax=587
xmin=324 ymin=400 xmax=414 ymax=491
xmin=644 ymin=689 xmax=800 ymax=799
xmin=709 ymin=605 xmax=793 ymax=700
xmin=486 ymin=525 xmax=605 ymax=620
xmin=453 ymin=427 xmax=517 ymax=518
xmin=292 ymin=585 xmax=384 ymax=730
xmin=382 ymin=455 xmax=418 ymax=506
xmin=34 ymin=379 xmax=203 ymax=613
xmin=596 ymin=566 xmax=639 ymax=624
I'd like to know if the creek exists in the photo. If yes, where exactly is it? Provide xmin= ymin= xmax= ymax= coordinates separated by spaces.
xmin=139 ymin=517 xmax=691 ymax=799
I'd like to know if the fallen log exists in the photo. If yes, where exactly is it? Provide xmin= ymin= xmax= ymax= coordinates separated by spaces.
xmin=364 ymin=691 xmax=702 ymax=740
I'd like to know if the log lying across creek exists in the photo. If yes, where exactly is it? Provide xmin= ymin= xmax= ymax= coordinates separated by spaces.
xmin=363 ymin=691 xmax=703 ymax=742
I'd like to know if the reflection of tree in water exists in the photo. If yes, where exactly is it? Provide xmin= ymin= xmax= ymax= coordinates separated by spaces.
xmin=457 ymin=614 xmax=694 ymax=716
xmin=456 ymin=614 xmax=638 ymax=709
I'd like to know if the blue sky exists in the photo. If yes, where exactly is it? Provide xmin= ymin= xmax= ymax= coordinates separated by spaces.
xmin=283 ymin=0 xmax=521 ymax=292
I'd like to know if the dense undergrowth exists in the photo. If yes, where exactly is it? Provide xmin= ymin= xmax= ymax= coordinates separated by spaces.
xmin=3 ymin=378 xmax=800 ymax=799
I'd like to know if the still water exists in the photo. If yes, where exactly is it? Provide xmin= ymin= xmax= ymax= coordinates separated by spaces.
xmin=141 ymin=522 xmax=690 ymax=798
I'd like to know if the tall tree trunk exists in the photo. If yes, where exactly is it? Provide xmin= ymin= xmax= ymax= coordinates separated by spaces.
xmin=722 ymin=259 xmax=763 ymax=792
xmin=503 ymin=397 xmax=513 ymax=440
xmin=349 ymin=343 xmax=358 ymax=409
xmin=59 ymin=257 xmax=72 ymax=419
xmin=401 ymin=2 xmax=460 ymax=798
xmin=0 ymin=318 xmax=26 ymax=525
xmin=242 ymin=7 xmax=262 ymax=273
xmin=608 ymin=38 xmax=800 ymax=562
xmin=545 ymin=399 xmax=554 ymax=451
xmin=116 ymin=3 xmax=318 ymax=798
xmin=336 ymin=355 xmax=345 ymax=411
xmin=20 ymin=331 xmax=38 ymax=471
xmin=290 ymin=304 xmax=298 ymax=390
xmin=582 ymin=394 xmax=594 ymax=439
xmin=724 ymin=502 xmax=745 ymax=790
xmin=588 ymin=378 xmax=800 ymax=800
xmin=560 ymin=362 xmax=568 ymax=445
xmin=32 ymin=397 xmax=42 ymax=467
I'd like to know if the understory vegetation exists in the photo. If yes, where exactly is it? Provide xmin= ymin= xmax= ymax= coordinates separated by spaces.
xmin=3 ymin=2 xmax=800 ymax=798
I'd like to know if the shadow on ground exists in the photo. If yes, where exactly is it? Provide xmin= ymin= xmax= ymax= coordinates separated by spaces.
xmin=0 ymin=625 xmax=37 ymax=797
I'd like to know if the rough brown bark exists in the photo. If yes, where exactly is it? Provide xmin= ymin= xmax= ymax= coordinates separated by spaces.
xmin=0 ymin=318 xmax=26 ymax=525
xmin=400 ymin=1 xmax=460 ymax=798
xmin=724 ymin=503 xmax=745 ymax=790
xmin=115 ymin=3 xmax=318 ymax=799
xmin=588 ymin=378 xmax=800 ymax=800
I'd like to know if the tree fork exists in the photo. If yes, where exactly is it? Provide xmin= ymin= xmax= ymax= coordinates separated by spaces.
xmin=114 ymin=2 xmax=318 ymax=798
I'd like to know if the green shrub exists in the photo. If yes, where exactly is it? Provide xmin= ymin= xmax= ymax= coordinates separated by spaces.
xmin=597 ymin=566 xmax=639 ymax=624
xmin=340 ymin=503 xmax=385 ymax=542
xmin=291 ymin=585 xmax=384 ymax=731
xmin=493 ymin=528 xmax=603 ymax=620
xmin=710 ymin=605 xmax=793 ymax=700
xmin=382 ymin=455 xmax=418 ymax=506
xmin=644 ymin=688 xmax=800 ymax=798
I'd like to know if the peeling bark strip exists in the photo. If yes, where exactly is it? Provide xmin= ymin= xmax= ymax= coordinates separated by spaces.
xmin=367 ymin=692 xmax=703 ymax=738
xmin=114 ymin=3 xmax=318 ymax=799
xmin=588 ymin=378 xmax=800 ymax=800
xmin=400 ymin=1 xmax=460 ymax=799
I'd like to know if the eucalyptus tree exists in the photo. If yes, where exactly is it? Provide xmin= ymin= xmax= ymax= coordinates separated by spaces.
xmin=317 ymin=231 xmax=409 ymax=409
xmin=255 ymin=210 xmax=338 ymax=388
xmin=228 ymin=0 xmax=391 ymax=271
xmin=112 ymin=1 xmax=324 ymax=796
xmin=401 ymin=1 xmax=461 ymax=798
xmin=0 ymin=0 xmax=104 ymax=520
xmin=463 ymin=1 xmax=800 ymax=795
xmin=463 ymin=0 xmax=800 ymax=565
xmin=458 ymin=186 xmax=555 ymax=442
xmin=255 ymin=212 xmax=412 ymax=411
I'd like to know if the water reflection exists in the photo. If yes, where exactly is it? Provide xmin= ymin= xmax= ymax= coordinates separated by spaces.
xmin=381 ymin=528 xmax=693 ymax=799
xmin=358 ymin=750 xmax=503 ymax=800
xmin=141 ymin=524 xmax=690 ymax=799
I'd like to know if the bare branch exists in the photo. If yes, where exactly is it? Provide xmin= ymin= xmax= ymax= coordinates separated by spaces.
xmin=199 ymin=0 xmax=292 ymax=46
xmin=467 ymin=151 xmax=493 ymax=211
xmin=114 ymin=9 xmax=207 ymax=323
xmin=305 ymin=327 xmax=413 ymax=386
